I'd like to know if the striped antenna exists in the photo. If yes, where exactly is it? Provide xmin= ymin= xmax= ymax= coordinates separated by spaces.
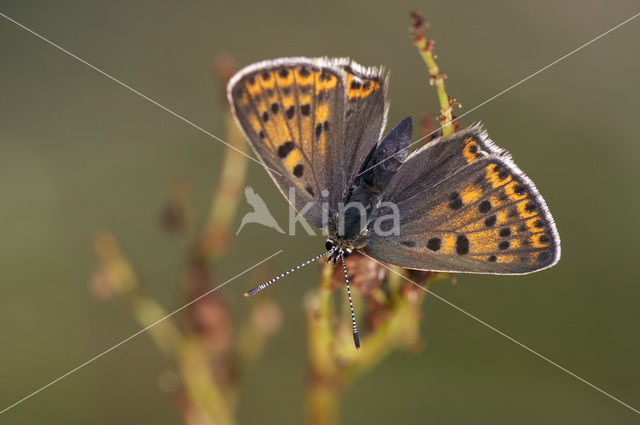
xmin=340 ymin=251 xmax=360 ymax=349
xmin=243 ymin=249 xmax=333 ymax=297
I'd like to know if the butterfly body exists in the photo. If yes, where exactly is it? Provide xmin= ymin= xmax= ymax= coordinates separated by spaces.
xmin=228 ymin=57 xmax=560 ymax=275
xmin=325 ymin=116 xmax=413 ymax=255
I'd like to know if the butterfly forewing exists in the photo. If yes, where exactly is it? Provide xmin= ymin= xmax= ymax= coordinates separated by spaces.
xmin=365 ymin=127 xmax=560 ymax=274
xmin=228 ymin=57 xmax=390 ymax=225
xmin=228 ymin=58 xmax=347 ymax=227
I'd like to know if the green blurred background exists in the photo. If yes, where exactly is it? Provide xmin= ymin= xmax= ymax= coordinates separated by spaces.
xmin=1 ymin=1 xmax=639 ymax=423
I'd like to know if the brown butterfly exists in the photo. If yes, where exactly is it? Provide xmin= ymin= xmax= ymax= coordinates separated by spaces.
xmin=227 ymin=57 xmax=560 ymax=348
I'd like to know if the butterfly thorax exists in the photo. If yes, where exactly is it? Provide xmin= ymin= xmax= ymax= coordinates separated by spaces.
xmin=326 ymin=181 xmax=382 ymax=251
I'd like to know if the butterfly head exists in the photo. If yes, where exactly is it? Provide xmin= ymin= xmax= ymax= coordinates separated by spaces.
xmin=325 ymin=238 xmax=352 ymax=264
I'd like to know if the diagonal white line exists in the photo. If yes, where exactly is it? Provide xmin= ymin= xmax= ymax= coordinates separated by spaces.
xmin=358 ymin=11 xmax=640 ymax=177
xmin=0 ymin=11 xmax=283 ymax=177
xmin=0 ymin=250 xmax=283 ymax=415
xmin=361 ymin=251 xmax=640 ymax=415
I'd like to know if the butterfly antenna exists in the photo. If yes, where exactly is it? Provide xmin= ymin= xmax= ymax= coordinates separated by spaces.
xmin=243 ymin=249 xmax=333 ymax=297
xmin=340 ymin=251 xmax=360 ymax=350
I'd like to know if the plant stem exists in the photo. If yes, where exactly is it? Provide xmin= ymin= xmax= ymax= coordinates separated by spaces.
xmin=305 ymin=262 xmax=340 ymax=425
xmin=178 ymin=336 xmax=237 ymax=425
xmin=92 ymin=232 xmax=182 ymax=356
xmin=200 ymin=111 xmax=248 ymax=261
xmin=92 ymin=232 xmax=237 ymax=425
xmin=306 ymin=381 xmax=340 ymax=425
xmin=410 ymin=11 xmax=456 ymax=137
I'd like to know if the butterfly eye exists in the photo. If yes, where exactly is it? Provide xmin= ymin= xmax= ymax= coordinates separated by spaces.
xmin=343 ymin=248 xmax=352 ymax=258
xmin=325 ymin=239 xmax=335 ymax=251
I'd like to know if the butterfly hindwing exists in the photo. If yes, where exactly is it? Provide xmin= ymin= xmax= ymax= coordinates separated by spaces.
xmin=338 ymin=62 xmax=389 ymax=202
xmin=365 ymin=126 xmax=560 ymax=274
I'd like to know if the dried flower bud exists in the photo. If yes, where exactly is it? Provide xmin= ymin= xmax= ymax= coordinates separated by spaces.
xmin=330 ymin=251 xmax=386 ymax=295
xmin=406 ymin=269 xmax=434 ymax=287
xmin=187 ymin=293 xmax=234 ymax=355
xmin=89 ymin=269 xmax=116 ymax=301
xmin=184 ymin=264 xmax=234 ymax=355
xmin=450 ymin=113 xmax=461 ymax=132
xmin=161 ymin=203 xmax=185 ymax=233
xmin=410 ymin=10 xmax=428 ymax=31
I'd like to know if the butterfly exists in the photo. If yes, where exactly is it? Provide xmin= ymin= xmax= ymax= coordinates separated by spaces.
xmin=227 ymin=57 xmax=560 ymax=348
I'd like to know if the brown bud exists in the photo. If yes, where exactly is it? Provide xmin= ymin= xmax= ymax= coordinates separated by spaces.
xmin=89 ymin=269 xmax=116 ymax=301
xmin=330 ymin=251 xmax=386 ymax=295
xmin=406 ymin=269 xmax=434 ymax=287
xmin=183 ymin=263 xmax=234 ymax=355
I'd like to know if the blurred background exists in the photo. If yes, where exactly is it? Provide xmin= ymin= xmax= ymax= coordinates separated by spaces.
xmin=1 ymin=1 xmax=639 ymax=424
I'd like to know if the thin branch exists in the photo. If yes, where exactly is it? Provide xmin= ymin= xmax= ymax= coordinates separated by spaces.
xmin=409 ymin=11 xmax=461 ymax=136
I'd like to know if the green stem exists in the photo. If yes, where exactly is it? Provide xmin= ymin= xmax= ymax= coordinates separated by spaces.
xmin=305 ymin=262 xmax=340 ymax=425
xmin=178 ymin=336 xmax=237 ymax=425
xmin=410 ymin=12 xmax=456 ymax=136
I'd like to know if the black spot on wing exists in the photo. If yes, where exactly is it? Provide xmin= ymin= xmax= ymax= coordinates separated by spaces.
xmin=277 ymin=141 xmax=295 ymax=158
xmin=478 ymin=200 xmax=492 ymax=213
xmin=485 ymin=215 xmax=497 ymax=227
xmin=456 ymin=235 xmax=469 ymax=255
xmin=448 ymin=192 xmax=463 ymax=210
xmin=427 ymin=238 xmax=441 ymax=251
xmin=286 ymin=105 xmax=295 ymax=119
